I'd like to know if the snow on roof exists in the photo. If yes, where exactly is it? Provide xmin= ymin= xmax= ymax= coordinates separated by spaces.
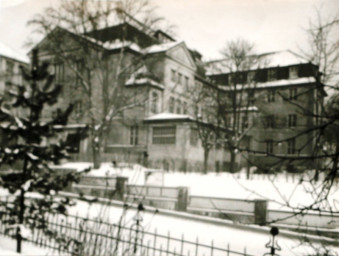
xmin=53 ymin=124 xmax=87 ymax=129
xmin=125 ymin=77 xmax=164 ymax=89
xmin=144 ymin=41 xmax=182 ymax=54
xmin=219 ymin=77 xmax=316 ymax=91
xmin=0 ymin=41 xmax=29 ymax=63
xmin=206 ymin=50 xmax=309 ymax=75
xmin=144 ymin=112 xmax=193 ymax=121
xmin=102 ymin=40 xmax=141 ymax=52
xmin=261 ymin=50 xmax=308 ymax=67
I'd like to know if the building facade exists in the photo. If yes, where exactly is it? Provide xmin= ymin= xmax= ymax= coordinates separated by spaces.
xmin=34 ymin=22 xmax=227 ymax=172
xmin=207 ymin=51 xmax=326 ymax=171
xmin=34 ymin=20 xmax=326 ymax=172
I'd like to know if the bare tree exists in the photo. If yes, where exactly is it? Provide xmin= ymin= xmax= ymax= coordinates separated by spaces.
xmin=206 ymin=39 xmax=260 ymax=174
xmin=27 ymin=0 xmax=171 ymax=168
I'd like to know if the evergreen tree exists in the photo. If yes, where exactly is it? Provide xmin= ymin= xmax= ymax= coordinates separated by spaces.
xmin=0 ymin=49 xmax=83 ymax=253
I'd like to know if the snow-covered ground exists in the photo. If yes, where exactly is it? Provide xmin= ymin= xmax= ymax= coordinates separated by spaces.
xmin=65 ymin=199 xmax=338 ymax=256
xmin=0 ymin=236 xmax=52 ymax=256
xmin=0 ymin=162 xmax=338 ymax=255
xmin=61 ymin=162 xmax=339 ymax=211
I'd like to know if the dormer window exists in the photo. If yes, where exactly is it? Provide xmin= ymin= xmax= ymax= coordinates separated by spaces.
xmin=267 ymin=69 xmax=277 ymax=81
xmin=289 ymin=66 xmax=299 ymax=79
xmin=247 ymin=71 xmax=255 ymax=83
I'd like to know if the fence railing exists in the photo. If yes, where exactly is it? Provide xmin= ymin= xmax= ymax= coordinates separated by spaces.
xmin=0 ymin=207 xmax=254 ymax=256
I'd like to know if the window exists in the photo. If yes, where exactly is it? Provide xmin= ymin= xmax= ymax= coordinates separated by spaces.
xmin=247 ymin=71 xmax=255 ymax=83
xmin=178 ymin=73 xmax=182 ymax=85
xmin=151 ymin=91 xmax=159 ymax=113
xmin=287 ymin=138 xmax=296 ymax=154
xmin=74 ymin=100 xmax=83 ymax=116
xmin=248 ymin=90 xmax=255 ymax=105
xmin=265 ymin=115 xmax=275 ymax=128
xmin=267 ymin=69 xmax=277 ymax=81
xmin=226 ymin=116 xmax=232 ymax=127
xmin=152 ymin=126 xmax=176 ymax=144
xmin=75 ymin=60 xmax=83 ymax=88
xmin=183 ymin=102 xmax=188 ymax=114
xmin=171 ymin=69 xmax=176 ymax=82
xmin=289 ymin=66 xmax=299 ymax=79
xmin=242 ymin=115 xmax=248 ymax=130
xmin=6 ymin=60 xmax=14 ymax=75
xmin=176 ymin=99 xmax=181 ymax=114
xmin=55 ymin=62 xmax=65 ymax=82
xmin=169 ymin=97 xmax=175 ymax=113
xmin=266 ymin=140 xmax=274 ymax=154
xmin=288 ymin=114 xmax=297 ymax=127
xmin=190 ymin=128 xmax=198 ymax=146
xmin=267 ymin=90 xmax=275 ymax=102
xmin=289 ymin=88 xmax=298 ymax=100
xmin=185 ymin=76 xmax=189 ymax=89
xmin=66 ymin=133 xmax=81 ymax=153
xmin=130 ymin=126 xmax=139 ymax=145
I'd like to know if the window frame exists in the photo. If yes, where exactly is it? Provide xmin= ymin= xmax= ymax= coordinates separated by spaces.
xmin=287 ymin=138 xmax=296 ymax=154
xmin=288 ymin=114 xmax=297 ymax=127
xmin=266 ymin=140 xmax=274 ymax=154
xmin=130 ymin=125 xmax=139 ymax=145
xmin=267 ymin=90 xmax=276 ymax=102
xmin=289 ymin=66 xmax=299 ymax=79
xmin=152 ymin=126 xmax=176 ymax=145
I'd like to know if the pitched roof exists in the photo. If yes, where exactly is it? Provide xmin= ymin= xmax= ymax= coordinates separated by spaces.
xmin=219 ymin=77 xmax=317 ymax=91
xmin=143 ymin=41 xmax=183 ymax=54
xmin=0 ymin=41 xmax=29 ymax=63
xmin=144 ymin=113 xmax=193 ymax=122
xmin=206 ymin=50 xmax=310 ymax=75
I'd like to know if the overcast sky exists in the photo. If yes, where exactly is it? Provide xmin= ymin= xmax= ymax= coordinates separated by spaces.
xmin=0 ymin=0 xmax=338 ymax=60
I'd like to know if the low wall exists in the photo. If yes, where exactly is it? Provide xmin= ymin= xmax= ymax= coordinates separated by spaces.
xmin=126 ymin=185 xmax=188 ymax=211
xmin=187 ymin=196 xmax=267 ymax=225
xmin=69 ymin=175 xmax=128 ymax=201
xmin=268 ymin=210 xmax=339 ymax=228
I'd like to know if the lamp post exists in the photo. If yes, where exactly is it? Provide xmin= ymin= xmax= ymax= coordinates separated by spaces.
xmin=264 ymin=227 xmax=281 ymax=256
xmin=130 ymin=203 xmax=145 ymax=255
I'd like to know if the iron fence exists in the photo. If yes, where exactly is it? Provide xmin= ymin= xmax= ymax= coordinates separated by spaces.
xmin=0 ymin=206 xmax=254 ymax=256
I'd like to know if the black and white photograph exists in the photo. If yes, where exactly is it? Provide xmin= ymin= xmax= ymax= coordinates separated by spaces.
xmin=0 ymin=0 xmax=338 ymax=255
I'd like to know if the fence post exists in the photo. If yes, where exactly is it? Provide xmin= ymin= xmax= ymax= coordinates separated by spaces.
xmin=115 ymin=176 xmax=128 ymax=201
xmin=176 ymin=187 xmax=189 ymax=212
xmin=254 ymin=199 xmax=267 ymax=225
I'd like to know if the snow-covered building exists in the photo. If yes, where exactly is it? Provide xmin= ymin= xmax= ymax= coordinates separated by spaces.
xmin=32 ymin=21 xmax=228 ymax=172
xmin=206 ymin=50 xmax=326 ymax=171
xmin=0 ymin=42 xmax=29 ymax=148
xmin=0 ymin=42 xmax=29 ymax=98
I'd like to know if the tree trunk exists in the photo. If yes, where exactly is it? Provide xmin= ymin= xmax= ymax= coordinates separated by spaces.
xmin=17 ymin=157 xmax=28 ymax=253
xmin=91 ymin=119 xmax=101 ymax=169
xmin=92 ymin=139 xmax=101 ymax=169
xmin=229 ymin=149 xmax=236 ymax=173
xmin=203 ymin=148 xmax=210 ymax=174
xmin=16 ymin=188 xmax=24 ymax=253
